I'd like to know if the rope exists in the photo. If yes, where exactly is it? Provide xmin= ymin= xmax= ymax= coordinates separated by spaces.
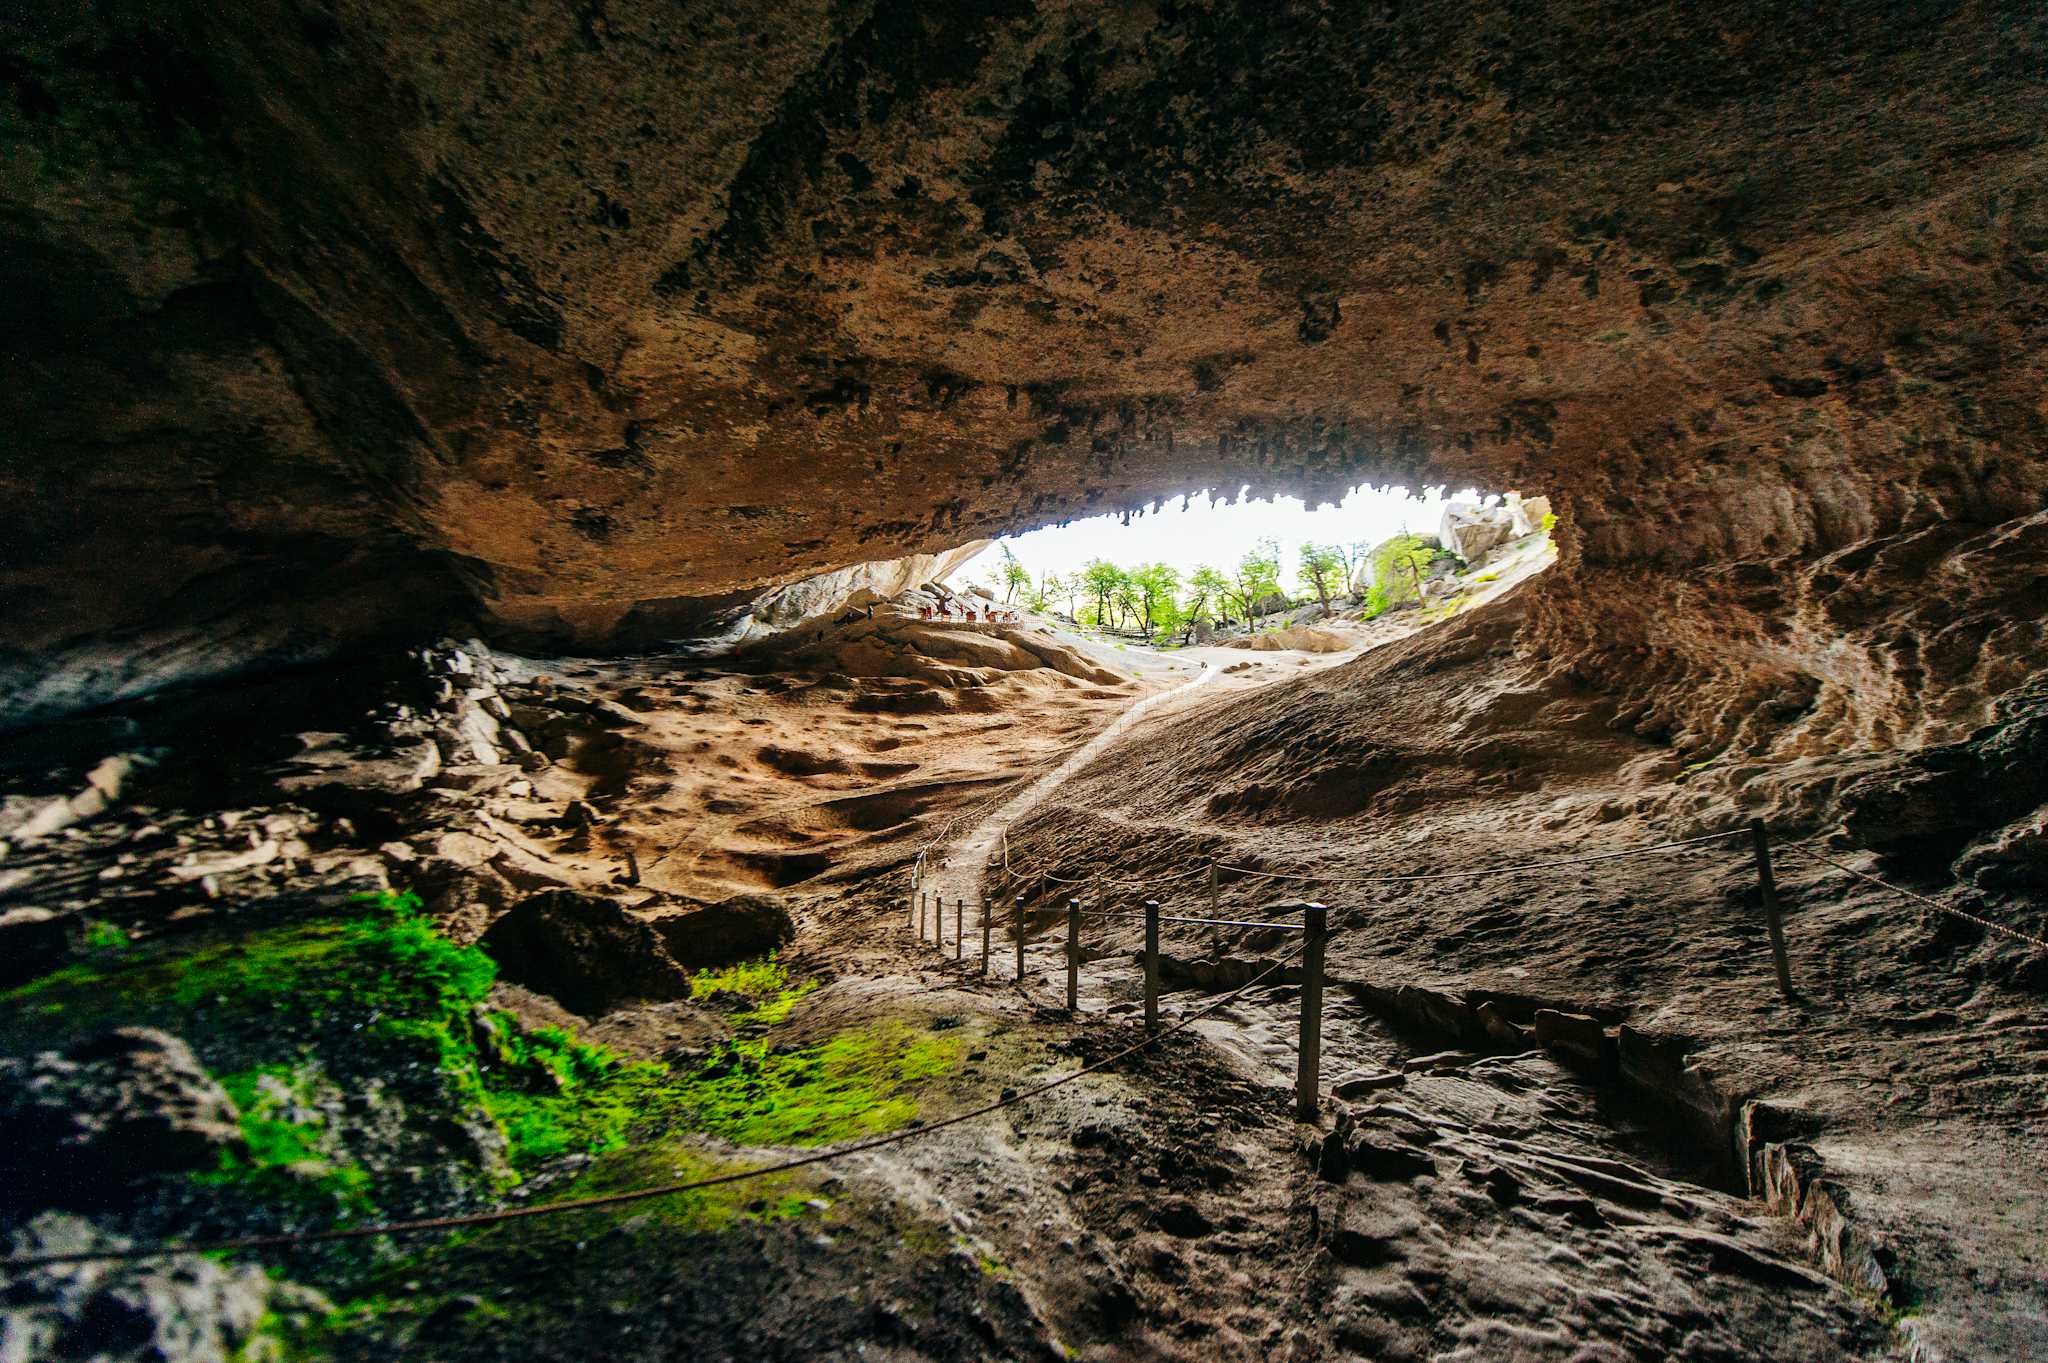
xmin=1212 ymin=828 xmax=1750 ymax=886
xmin=1778 ymin=841 xmax=2048 ymax=952
xmin=1078 ymin=908 xmax=1304 ymax=931
xmin=1035 ymin=864 xmax=1209 ymax=889
xmin=2 ymin=945 xmax=1307 ymax=1271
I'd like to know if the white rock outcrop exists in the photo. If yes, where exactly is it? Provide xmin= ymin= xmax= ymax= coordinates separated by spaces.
xmin=1507 ymin=492 xmax=1553 ymax=536
xmin=744 ymin=542 xmax=990 ymax=633
xmin=1438 ymin=502 xmax=1517 ymax=563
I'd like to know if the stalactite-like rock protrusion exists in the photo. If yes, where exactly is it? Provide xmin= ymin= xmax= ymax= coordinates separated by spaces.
xmin=3 ymin=1 xmax=2044 ymax=763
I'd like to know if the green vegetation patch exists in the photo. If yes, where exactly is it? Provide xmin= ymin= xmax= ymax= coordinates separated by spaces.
xmin=198 ymin=1064 xmax=373 ymax=1218
xmin=4 ymin=890 xmax=972 ymax=1338
xmin=680 ymin=1021 xmax=964 ymax=1147
xmin=690 ymin=952 xmax=818 ymax=1027
xmin=559 ymin=1143 xmax=812 ymax=1233
xmin=2 ymin=894 xmax=672 ymax=1187
xmin=2 ymin=891 xmax=493 ymax=1034
xmin=1362 ymin=534 xmax=1457 ymax=618
xmin=82 ymin=919 xmax=129 ymax=951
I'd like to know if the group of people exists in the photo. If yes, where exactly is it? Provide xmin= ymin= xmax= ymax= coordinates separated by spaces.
xmin=919 ymin=601 xmax=1021 ymax=624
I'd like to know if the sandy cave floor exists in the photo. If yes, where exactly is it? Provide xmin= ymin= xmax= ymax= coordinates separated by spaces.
xmin=0 ymin=596 xmax=2036 ymax=1361
xmin=994 ymin=591 xmax=2048 ymax=1363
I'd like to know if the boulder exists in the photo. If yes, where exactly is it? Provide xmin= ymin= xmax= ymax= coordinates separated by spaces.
xmin=1507 ymin=491 xmax=1553 ymax=536
xmin=1954 ymin=801 xmax=2048 ymax=889
xmin=1475 ymin=999 xmax=1532 ymax=1046
xmin=0 ymin=906 xmax=72 ymax=986
xmin=480 ymin=890 xmax=694 ymax=1015
xmin=1346 ymin=1134 xmax=1437 ymax=1182
xmin=1533 ymin=1009 xmax=1617 ymax=1074
xmin=648 ymin=895 xmax=796 ymax=968
xmin=4 ymin=1212 xmax=331 ymax=1363
xmin=0 ymin=1029 xmax=246 ymax=1204
xmin=1438 ymin=501 xmax=1517 ymax=562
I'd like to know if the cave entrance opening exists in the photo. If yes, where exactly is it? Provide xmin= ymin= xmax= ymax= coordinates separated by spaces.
xmin=971 ymin=482 xmax=1554 ymax=649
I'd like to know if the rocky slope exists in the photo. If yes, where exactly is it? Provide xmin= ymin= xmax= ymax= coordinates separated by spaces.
xmin=0 ymin=626 xmax=1949 ymax=1362
xmin=1001 ymin=579 xmax=2048 ymax=1360
xmin=5 ymin=0 xmax=2045 ymax=749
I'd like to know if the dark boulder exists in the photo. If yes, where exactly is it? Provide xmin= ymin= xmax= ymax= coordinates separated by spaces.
xmin=6 ymin=1212 xmax=331 ymax=1363
xmin=0 ymin=906 xmax=72 ymax=986
xmin=480 ymin=889 xmax=693 ymax=1015
xmin=648 ymin=894 xmax=796 ymax=968
xmin=0 ymin=1028 xmax=245 ymax=1205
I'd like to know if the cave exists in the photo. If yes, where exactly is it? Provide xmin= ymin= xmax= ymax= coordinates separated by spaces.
xmin=2 ymin=3 xmax=2045 ymax=1360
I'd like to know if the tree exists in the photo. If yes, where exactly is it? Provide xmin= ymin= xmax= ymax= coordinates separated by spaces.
xmin=1183 ymin=565 xmax=1230 ymax=643
xmin=1298 ymin=542 xmax=1346 ymax=611
xmin=1081 ymin=559 xmax=1127 ymax=630
xmin=1234 ymin=538 xmax=1284 ymax=629
xmin=995 ymin=544 xmax=1034 ymax=604
xmin=1111 ymin=574 xmax=1144 ymax=633
xmin=1129 ymin=562 xmax=1181 ymax=637
xmin=1361 ymin=533 xmax=1442 ymax=618
xmin=1023 ymin=571 xmax=1058 ymax=616
xmin=1333 ymin=539 xmax=1371 ymax=598
xmin=1053 ymin=572 xmax=1082 ymax=621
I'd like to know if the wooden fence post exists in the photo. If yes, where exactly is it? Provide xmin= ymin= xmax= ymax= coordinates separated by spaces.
xmin=1296 ymin=902 xmax=1328 ymax=1123
xmin=1014 ymin=893 xmax=1026 ymax=981
xmin=955 ymin=897 xmax=965 ymax=961
xmin=1066 ymin=898 xmax=1080 ymax=1011
xmin=1208 ymin=862 xmax=1221 ymax=953
xmin=1143 ymin=899 xmax=1161 ymax=1035
xmin=918 ymin=891 xmax=926 ymax=944
xmin=1750 ymin=818 xmax=1795 ymax=1000
xmin=981 ymin=893 xmax=992 ymax=975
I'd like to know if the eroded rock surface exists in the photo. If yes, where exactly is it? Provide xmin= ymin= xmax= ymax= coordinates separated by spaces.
xmin=4 ymin=1 xmax=2045 ymax=751
xmin=0 ymin=1029 xmax=245 ymax=1203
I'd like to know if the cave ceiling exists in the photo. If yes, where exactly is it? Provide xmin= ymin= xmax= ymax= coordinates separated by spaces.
xmin=3 ymin=0 xmax=2045 ymax=721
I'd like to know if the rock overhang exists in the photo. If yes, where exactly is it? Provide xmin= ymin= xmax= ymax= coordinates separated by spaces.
xmin=2 ymin=0 xmax=2045 ymax=734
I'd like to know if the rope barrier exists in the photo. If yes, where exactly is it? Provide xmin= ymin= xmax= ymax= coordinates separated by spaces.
xmin=1778 ymin=841 xmax=2048 ymax=952
xmin=2 ymin=946 xmax=1307 ymax=1271
xmin=1078 ymin=908 xmax=1304 ymax=931
xmin=1004 ymin=830 xmax=1753 ymax=897
xmin=1209 ymin=828 xmax=1751 ymax=886
xmin=1036 ymin=864 xmax=1210 ymax=889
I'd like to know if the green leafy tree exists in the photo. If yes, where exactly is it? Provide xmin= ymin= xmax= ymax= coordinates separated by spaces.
xmin=1235 ymin=538 xmax=1285 ymax=629
xmin=1297 ymin=542 xmax=1346 ymax=611
xmin=996 ymin=545 xmax=1033 ymax=604
xmin=1334 ymin=539 xmax=1370 ymax=598
xmin=1080 ymin=559 xmax=1127 ymax=631
xmin=1111 ymin=576 xmax=1144 ymax=633
xmin=1053 ymin=572 xmax=1082 ymax=620
xmin=1182 ymin=565 xmax=1229 ymax=642
xmin=1128 ymin=562 xmax=1182 ymax=637
xmin=1361 ymin=533 xmax=1444 ymax=618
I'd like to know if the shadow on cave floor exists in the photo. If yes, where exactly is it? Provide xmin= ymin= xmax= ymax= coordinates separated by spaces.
xmin=1 ymin=577 xmax=2041 ymax=1360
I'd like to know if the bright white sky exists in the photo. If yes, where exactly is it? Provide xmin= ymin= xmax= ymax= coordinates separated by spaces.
xmin=975 ymin=483 xmax=1486 ymax=584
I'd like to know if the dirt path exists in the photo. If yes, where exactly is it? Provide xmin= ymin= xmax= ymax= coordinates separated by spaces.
xmin=920 ymin=663 xmax=1218 ymax=921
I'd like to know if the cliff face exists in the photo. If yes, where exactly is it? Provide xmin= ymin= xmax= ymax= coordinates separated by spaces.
xmin=5 ymin=0 xmax=2046 ymax=733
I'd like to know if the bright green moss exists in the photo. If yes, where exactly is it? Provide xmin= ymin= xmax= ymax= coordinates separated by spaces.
xmin=198 ymin=1065 xmax=373 ymax=1218
xmin=1 ymin=891 xmax=493 ymax=1033
xmin=689 ymin=952 xmax=818 ymax=1027
xmin=82 ymin=920 xmax=129 ymax=951
xmin=561 ymin=1144 xmax=812 ymax=1233
xmin=4 ymin=886 xmax=966 ymax=1309
xmin=678 ymin=1022 xmax=962 ymax=1147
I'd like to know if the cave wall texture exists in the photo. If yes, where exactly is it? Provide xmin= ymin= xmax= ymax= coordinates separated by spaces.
xmin=3 ymin=0 xmax=2045 ymax=743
